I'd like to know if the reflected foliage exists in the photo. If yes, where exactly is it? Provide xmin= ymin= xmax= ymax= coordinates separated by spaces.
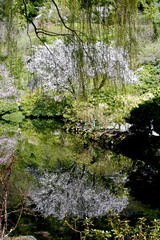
xmin=31 ymin=119 xmax=62 ymax=132
xmin=0 ymin=134 xmax=33 ymax=238
xmin=128 ymin=152 xmax=160 ymax=208
xmin=28 ymin=163 xmax=128 ymax=219
xmin=12 ymin=120 xmax=131 ymax=219
xmin=1 ymin=119 xmax=160 ymax=238
xmin=115 ymin=128 xmax=160 ymax=209
xmin=0 ymin=101 xmax=18 ymax=116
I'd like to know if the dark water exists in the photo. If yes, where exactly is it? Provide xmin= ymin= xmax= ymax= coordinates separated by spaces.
xmin=0 ymin=119 xmax=160 ymax=239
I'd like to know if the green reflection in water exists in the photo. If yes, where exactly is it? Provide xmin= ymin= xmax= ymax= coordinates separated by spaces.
xmin=11 ymin=120 xmax=131 ymax=219
xmin=1 ymin=119 xmax=132 ymax=214
xmin=0 ymin=119 xmax=160 ymax=239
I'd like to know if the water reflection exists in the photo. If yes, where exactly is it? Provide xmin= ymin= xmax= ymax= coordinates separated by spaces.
xmin=0 ymin=137 xmax=16 ymax=163
xmin=0 ymin=119 xmax=132 ymax=220
xmin=28 ymin=163 xmax=129 ymax=219
xmin=1 ymin=118 xmax=160 ymax=240
xmin=129 ymin=156 xmax=160 ymax=208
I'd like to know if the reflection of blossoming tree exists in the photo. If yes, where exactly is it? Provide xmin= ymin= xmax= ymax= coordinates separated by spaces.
xmin=0 ymin=138 xmax=24 ymax=239
xmin=29 ymin=164 xmax=128 ymax=220
xmin=25 ymin=40 xmax=137 ymax=98
xmin=0 ymin=154 xmax=16 ymax=239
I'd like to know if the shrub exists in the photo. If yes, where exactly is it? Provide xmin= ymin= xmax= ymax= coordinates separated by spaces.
xmin=126 ymin=96 xmax=160 ymax=134
xmin=2 ymin=112 xmax=25 ymax=123
xmin=20 ymin=92 xmax=70 ymax=118
xmin=67 ymin=216 xmax=160 ymax=240
xmin=137 ymin=62 xmax=160 ymax=96
xmin=0 ymin=101 xmax=18 ymax=116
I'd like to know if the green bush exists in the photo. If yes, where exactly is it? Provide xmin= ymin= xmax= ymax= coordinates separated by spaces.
xmin=32 ymin=96 xmax=62 ymax=117
xmin=67 ymin=216 xmax=160 ymax=240
xmin=127 ymin=96 xmax=160 ymax=134
xmin=0 ymin=100 xmax=18 ymax=115
xmin=20 ymin=92 xmax=71 ymax=118
xmin=20 ymin=92 xmax=39 ymax=117
xmin=2 ymin=112 xmax=25 ymax=123
xmin=137 ymin=62 xmax=160 ymax=96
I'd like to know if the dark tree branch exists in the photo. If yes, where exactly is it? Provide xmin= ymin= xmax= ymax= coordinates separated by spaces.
xmin=50 ymin=0 xmax=77 ymax=34
xmin=22 ymin=0 xmax=75 ymax=39
xmin=22 ymin=0 xmax=85 ymax=47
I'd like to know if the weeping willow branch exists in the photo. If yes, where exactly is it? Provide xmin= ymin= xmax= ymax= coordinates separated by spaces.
xmin=22 ymin=0 xmax=140 ymax=98
xmin=50 ymin=0 xmax=77 ymax=34
xmin=22 ymin=0 xmax=77 ymax=40
xmin=22 ymin=0 xmax=86 ymax=69
xmin=5 ymin=0 xmax=13 ymax=55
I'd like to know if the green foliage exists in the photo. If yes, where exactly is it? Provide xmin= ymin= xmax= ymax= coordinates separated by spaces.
xmin=0 ymin=120 xmax=18 ymax=134
xmin=63 ymin=84 xmax=150 ymax=129
xmin=2 ymin=112 xmax=25 ymax=123
xmin=7 ymin=53 xmax=27 ymax=85
xmin=91 ymin=90 xmax=126 ymax=116
xmin=31 ymin=96 xmax=61 ymax=118
xmin=137 ymin=62 xmax=160 ymax=96
xmin=140 ymin=0 xmax=160 ymax=24
xmin=21 ymin=92 xmax=69 ymax=118
xmin=20 ymin=92 xmax=39 ymax=117
xmin=138 ymin=43 xmax=160 ymax=64
xmin=0 ymin=100 xmax=18 ymax=115
xmin=127 ymin=96 xmax=160 ymax=133
xmin=17 ymin=0 xmax=45 ymax=21
xmin=0 ymin=0 xmax=5 ymax=20
xmin=139 ymin=0 xmax=160 ymax=40
xmin=89 ymin=89 xmax=140 ymax=125
xmin=75 ymin=215 xmax=160 ymax=240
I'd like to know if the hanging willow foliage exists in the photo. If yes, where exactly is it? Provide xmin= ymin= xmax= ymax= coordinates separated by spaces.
xmin=14 ymin=0 xmax=140 ymax=52
xmin=3 ymin=0 xmax=158 ymax=57
xmin=1 ymin=0 xmax=22 ymax=91
xmin=2 ymin=0 xmax=159 ymax=98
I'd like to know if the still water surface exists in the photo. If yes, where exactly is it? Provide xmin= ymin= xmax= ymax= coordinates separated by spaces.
xmin=0 ymin=119 xmax=160 ymax=239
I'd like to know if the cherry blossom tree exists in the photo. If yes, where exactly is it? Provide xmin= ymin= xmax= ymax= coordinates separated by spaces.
xmin=25 ymin=40 xmax=137 ymax=98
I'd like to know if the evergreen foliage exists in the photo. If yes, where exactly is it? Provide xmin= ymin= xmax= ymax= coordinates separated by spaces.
xmin=126 ymin=96 xmax=160 ymax=134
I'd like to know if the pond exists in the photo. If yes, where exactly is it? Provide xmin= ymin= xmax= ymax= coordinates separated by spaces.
xmin=0 ymin=119 xmax=160 ymax=239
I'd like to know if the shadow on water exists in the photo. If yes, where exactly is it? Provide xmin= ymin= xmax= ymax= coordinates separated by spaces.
xmin=0 ymin=119 xmax=160 ymax=239
xmin=114 ymin=132 xmax=160 ymax=210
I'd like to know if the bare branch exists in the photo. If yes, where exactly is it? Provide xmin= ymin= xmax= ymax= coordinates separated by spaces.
xmin=22 ymin=0 xmax=75 ymax=39
xmin=50 ymin=0 xmax=77 ymax=34
xmin=65 ymin=220 xmax=82 ymax=240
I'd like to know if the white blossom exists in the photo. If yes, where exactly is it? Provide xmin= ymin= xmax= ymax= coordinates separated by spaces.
xmin=25 ymin=40 xmax=137 ymax=93
xmin=29 ymin=165 xmax=128 ymax=219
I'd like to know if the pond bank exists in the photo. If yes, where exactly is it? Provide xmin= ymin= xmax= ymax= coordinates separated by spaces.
xmin=64 ymin=121 xmax=160 ymax=159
